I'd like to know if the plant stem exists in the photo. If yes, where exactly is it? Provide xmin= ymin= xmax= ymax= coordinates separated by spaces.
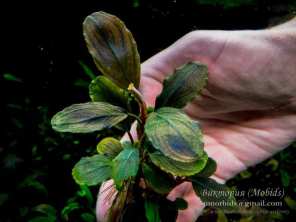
xmin=128 ymin=83 xmax=147 ymax=139
xmin=127 ymin=112 xmax=142 ymax=124
xmin=127 ymin=84 xmax=148 ymax=200
xmin=127 ymin=131 xmax=134 ymax=144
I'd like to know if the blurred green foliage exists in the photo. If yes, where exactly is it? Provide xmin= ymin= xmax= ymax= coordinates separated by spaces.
xmin=1 ymin=64 xmax=98 ymax=221
xmin=195 ymin=0 xmax=256 ymax=8
xmin=132 ymin=0 xmax=296 ymax=10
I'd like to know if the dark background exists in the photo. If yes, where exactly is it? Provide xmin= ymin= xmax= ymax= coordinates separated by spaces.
xmin=1 ymin=0 xmax=296 ymax=221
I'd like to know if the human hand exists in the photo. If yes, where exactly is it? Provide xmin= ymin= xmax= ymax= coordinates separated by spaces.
xmin=97 ymin=22 xmax=296 ymax=222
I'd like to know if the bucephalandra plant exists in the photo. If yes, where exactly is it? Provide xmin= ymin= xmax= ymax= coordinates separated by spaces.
xmin=51 ymin=11 xmax=236 ymax=222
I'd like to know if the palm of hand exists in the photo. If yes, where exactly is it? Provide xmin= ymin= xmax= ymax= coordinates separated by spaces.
xmin=139 ymin=30 xmax=296 ymax=221
xmin=97 ymin=29 xmax=296 ymax=222
xmin=141 ymin=30 xmax=296 ymax=180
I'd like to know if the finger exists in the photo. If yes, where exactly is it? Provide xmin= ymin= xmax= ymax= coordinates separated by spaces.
xmin=167 ymin=182 xmax=192 ymax=201
xmin=96 ymin=180 xmax=117 ymax=222
xmin=139 ymin=30 xmax=228 ymax=106
xmin=139 ymin=33 xmax=196 ymax=107
xmin=121 ymin=121 xmax=138 ymax=142
xmin=96 ymin=105 xmax=139 ymax=221
xmin=141 ymin=33 xmax=193 ymax=83
xmin=141 ymin=30 xmax=228 ymax=82
xmin=177 ymin=190 xmax=204 ymax=222
xmin=167 ymin=182 xmax=205 ymax=222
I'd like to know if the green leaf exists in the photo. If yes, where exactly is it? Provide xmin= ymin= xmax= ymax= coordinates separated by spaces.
xmin=51 ymin=102 xmax=128 ymax=133
xmin=81 ymin=213 xmax=96 ymax=222
xmin=61 ymin=202 xmax=80 ymax=220
xmin=196 ymin=0 xmax=257 ymax=9
xmin=149 ymin=151 xmax=208 ymax=176
xmin=89 ymin=76 xmax=129 ymax=105
xmin=145 ymin=200 xmax=161 ymax=222
xmin=239 ymin=170 xmax=252 ymax=179
xmin=78 ymin=60 xmax=96 ymax=80
xmin=142 ymin=163 xmax=175 ymax=194
xmin=32 ymin=204 xmax=57 ymax=218
xmin=83 ymin=11 xmax=140 ymax=88
xmin=112 ymin=143 xmax=139 ymax=185
xmin=285 ymin=196 xmax=296 ymax=210
xmin=174 ymin=198 xmax=188 ymax=210
xmin=29 ymin=216 xmax=55 ymax=222
xmin=145 ymin=107 xmax=204 ymax=162
xmin=191 ymin=177 xmax=237 ymax=210
xmin=155 ymin=62 xmax=208 ymax=109
xmin=3 ymin=73 xmax=22 ymax=82
xmin=265 ymin=158 xmax=279 ymax=171
xmin=78 ymin=185 xmax=94 ymax=206
xmin=97 ymin=137 xmax=123 ymax=159
xmin=89 ymin=76 xmax=140 ymax=122
xmin=280 ymin=170 xmax=290 ymax=187
xmin=217 ymin=209 xmax=228 ymax=222
xmin=18 ymin=178 xmax=48 ymax=196
xmin=195 ymin=157 xmax=217 ymax=177
xmin=72 ymin=154 xmax=112 ymax=186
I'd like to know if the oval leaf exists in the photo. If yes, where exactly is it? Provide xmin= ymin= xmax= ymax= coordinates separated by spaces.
xmin=112 ymin=143 xmax=139 ymax=184
xmin=149 ymin=151 xmax=208 ymax=176
xmin=72 ymin=154 xmax=112 ymax=186
xmin=89 ymin=76 xmax=128 ymax=105
xmin=195 ymin=157 xmax=217 ymax=177
xmin=191 ymin=177 xmax=237 ymax=210
xmin=81 ymin=213 xmax=96 ymax=222
xmin=155 ymin=62 xmax=208 ymax=109
xmin=51 ymin=102 xmax=128 ymax=133
xmin=83 ymin=11 xmax=140 ymax=88
xmin=145 ymin=200 xmax=161 ymax=222
xmin=97 ymin=137 xmax=123 ymax=159
xmin=145 ymin=107 xmax=204 ymax=162
xmin=89 ymin=76 xmax=139 ymax=115
xmin=142 ymin=163 xmax=175 ymax=194
xmin=32 ymin=204 xmax=57 ymax=218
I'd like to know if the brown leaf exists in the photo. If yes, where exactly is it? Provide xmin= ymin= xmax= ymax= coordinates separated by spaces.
xmin=83 ymin=11 xmax=140 ymax=88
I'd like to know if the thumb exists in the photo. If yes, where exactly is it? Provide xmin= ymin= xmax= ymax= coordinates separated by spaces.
xmin=141 ymin=30 xmax=228 ymax=82
xmin=96 ymin=180 xmax=117 ymax=222
xmin=139 ymin=30 xmax=228 ymax=106
xmin=167 ymin=182 xmax=205 ymax=222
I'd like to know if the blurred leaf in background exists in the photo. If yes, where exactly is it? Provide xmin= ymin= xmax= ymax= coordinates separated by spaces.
xmin=3 ymin=73 xmax=23 ymax=82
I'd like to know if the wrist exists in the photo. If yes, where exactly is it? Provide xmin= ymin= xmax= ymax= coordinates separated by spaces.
xmin=264 ymin=27 xmax=296 ymax=111
xmin=270 ymin=16 xmax=296 ymax=30
xmin=267 ymin=17 xmax=296 ymax=53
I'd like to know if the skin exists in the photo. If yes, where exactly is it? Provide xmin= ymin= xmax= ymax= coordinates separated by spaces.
xmin=97 ymin=18 xmax=296 ymax=222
